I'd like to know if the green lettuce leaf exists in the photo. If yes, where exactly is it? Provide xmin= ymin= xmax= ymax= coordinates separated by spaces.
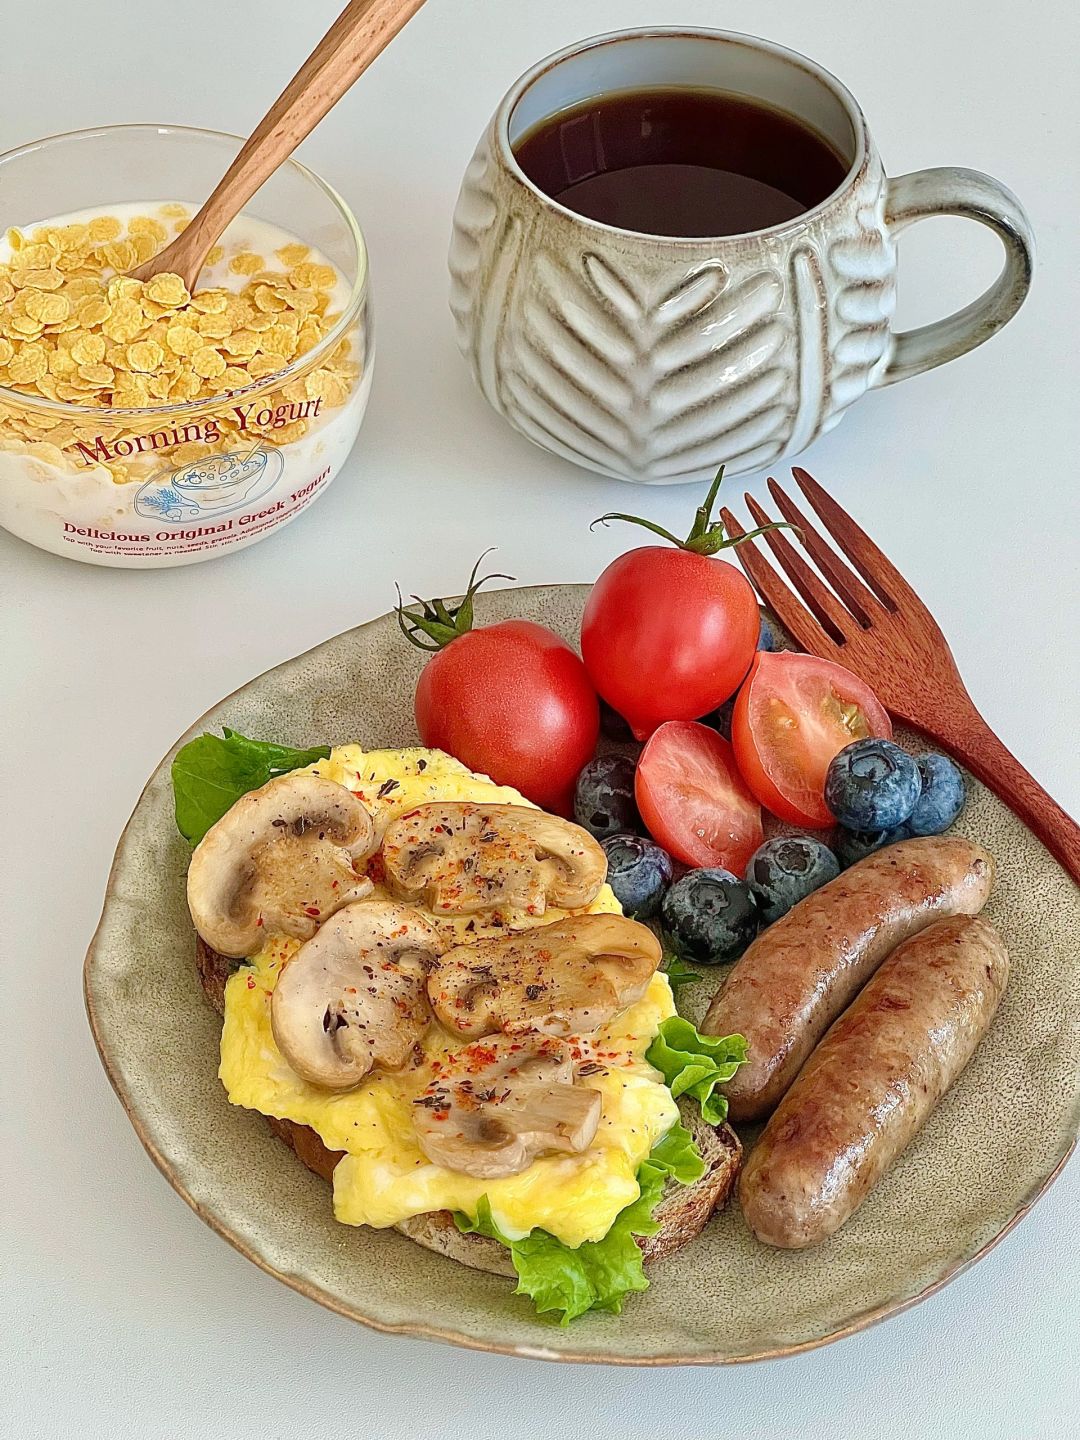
xmin=171 ymin=728 xmax=331 ymax=844
xmin=661 ymin=953 xmax=704 ymax=990
xmin=454 ymin=1121 xmax=705 ymax=1325
xmin=644 ymin=1017 xmax=749 ymax=1126
xmin=641 ymin=1117 xmax=707 ymax=1186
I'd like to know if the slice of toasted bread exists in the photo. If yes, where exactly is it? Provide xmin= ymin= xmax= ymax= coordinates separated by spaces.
xmin=196 ymin=937 xmax=742 ymax=1276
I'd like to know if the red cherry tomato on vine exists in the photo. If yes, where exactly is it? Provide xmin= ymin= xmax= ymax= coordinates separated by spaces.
xmin=581 ymin=469 xmax=762 ymax=740
xmin=398 ymin=557 xmax=598 ymax=816
xmin=731 ymin=650 xmax=893 ymax=828
xmin=636 ymin=721 xmax=763 ymax=874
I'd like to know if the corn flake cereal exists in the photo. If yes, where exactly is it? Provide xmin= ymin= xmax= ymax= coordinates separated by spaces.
xmin=165 ymin=323 xmax=201 ymax=356
xmin=228 ymin=252 xmax=264 ymax=276
xmin=127 ymin=340 xmax=164 ymax=373
xmin=144 ymin=273 xmax=190 ymax=307
xmin=253 ymin=284 xmax=287 ymax=314
xmin=9 ymin=347 xmax=48 ymax=383
xmin=70 ymin=333 xmax=106 ymax=366
xmin=191 ymin=345 xmax=226 ymax=379
xmin=75 ymin=296 xmax=111 ymax=327
xmin=196 ymin=312 xmax=233 ymax=341
xmin=0 ymin=206 xmax=361 ymax=486
xmin=24 ymin=291 xmax=70 ymax=324
xmin=88 ymin=216 xmax=122 ymax=242
xmin=128 ymin=216 xmax=168 ymax=242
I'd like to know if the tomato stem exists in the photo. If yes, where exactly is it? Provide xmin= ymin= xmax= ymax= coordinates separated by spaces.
xmin=396 ymin=550 xmax=516 ymax=652
xmin=591 ymin=466 xmax=794 ymax=556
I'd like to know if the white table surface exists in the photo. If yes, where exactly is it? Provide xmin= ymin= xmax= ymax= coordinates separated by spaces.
xmin=3 ymin=1 xmax=1078 ymax=1435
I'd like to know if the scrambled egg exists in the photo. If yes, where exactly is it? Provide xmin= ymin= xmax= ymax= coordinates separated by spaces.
xmin=218 ymin=745 xmax=678 ymax=1248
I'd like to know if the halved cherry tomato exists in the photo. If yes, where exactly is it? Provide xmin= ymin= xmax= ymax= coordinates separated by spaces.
xmin=731 ymin=651 xmax=892 ymax=828
xmin=636 ymin=721 xmax=763 ymax=874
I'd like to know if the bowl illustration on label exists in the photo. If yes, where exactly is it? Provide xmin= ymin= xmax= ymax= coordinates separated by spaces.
xmin=134 ymin=444 xmax=284 ymax=523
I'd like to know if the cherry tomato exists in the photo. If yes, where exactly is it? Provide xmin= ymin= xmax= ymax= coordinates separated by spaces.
xmin=581 ymin=472 xmax=761 ymax=740
xmin=636 ymin=721 xmax=763 ymax=874
xmin=399 ymin=561 xmax=598 ymax=816
xmin=731 ymin=651 xmax=892 ymax=828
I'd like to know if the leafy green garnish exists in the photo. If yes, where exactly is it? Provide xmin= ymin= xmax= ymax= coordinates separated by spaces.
xmin=171 ymin=728 xmax=331 ymax=844
xmin=644 ymin=1119 xmax=707 ymax=1183
xmin=454 ymin=1121 xmax=705 ymax=1324
xmin=645 ymin=1017 xmax=749 ymax=1126
xmin=661 ymin=953 xmax=703 ymax=990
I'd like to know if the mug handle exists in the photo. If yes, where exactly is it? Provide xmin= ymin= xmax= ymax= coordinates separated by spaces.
xmin=874 ymin=166 xmax=1035 ymax=387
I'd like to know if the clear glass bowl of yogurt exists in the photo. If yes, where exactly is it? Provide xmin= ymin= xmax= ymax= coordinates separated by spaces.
xmin=0 ymin=125 xmax=372 ymax=567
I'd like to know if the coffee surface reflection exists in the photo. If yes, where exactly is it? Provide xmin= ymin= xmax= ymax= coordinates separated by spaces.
xmin=514 ymin=88 xmax=849 ymax=237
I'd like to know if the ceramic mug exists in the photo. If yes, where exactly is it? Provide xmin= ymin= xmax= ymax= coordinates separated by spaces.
xmin=449 ymin=28 xmax=1034 ymax=484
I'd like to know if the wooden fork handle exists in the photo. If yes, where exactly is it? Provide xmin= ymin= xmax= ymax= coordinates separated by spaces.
xmin=169 ymin=0 xmax=427 ymax=270
xmin=929 ymin=701 xmax=1080 ymax=883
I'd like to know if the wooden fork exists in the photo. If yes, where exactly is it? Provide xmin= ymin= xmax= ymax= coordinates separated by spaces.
xmin=720 ymin=468 xmax=1080 ymax=882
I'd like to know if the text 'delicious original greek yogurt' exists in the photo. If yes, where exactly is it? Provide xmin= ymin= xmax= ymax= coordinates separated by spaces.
xmin=0 ymin=202 xmax=371 ymax=567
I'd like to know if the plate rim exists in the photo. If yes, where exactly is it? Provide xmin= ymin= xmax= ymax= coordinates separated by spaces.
xmin=83 ymin=583 xmax=1079 ymax=1365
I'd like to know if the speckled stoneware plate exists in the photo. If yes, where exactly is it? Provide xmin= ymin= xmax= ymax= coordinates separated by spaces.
xmin=85 ymin=585 xmax=1080 ymax=1364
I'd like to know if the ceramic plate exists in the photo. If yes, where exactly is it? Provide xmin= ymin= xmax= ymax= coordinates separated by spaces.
xmin=85 ymin=585 xmax=1080 ymax=1364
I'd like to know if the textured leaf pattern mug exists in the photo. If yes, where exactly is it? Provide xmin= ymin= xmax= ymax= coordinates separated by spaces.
xmin=449 ymin=29 xmax=1034 ymax=484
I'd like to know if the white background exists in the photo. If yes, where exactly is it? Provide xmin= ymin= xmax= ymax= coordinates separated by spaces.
xmin=3 ymin=2 xmax=1078 ymax=1436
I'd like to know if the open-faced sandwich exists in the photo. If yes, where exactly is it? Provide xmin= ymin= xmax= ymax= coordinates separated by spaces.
xmin=174 ymin=732 xmax=748 ymax=1323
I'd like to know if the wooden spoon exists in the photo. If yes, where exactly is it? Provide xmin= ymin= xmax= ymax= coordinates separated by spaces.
xmin=129 ymin=0 xmax=427 ymax=291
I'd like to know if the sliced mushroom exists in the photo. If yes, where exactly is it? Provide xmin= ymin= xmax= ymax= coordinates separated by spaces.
xmin=270 ymin=901 xmax=441 ymax=1090
xmin=187 ymin=772 xmax=377 ymax=957
xmin=413 ymin=1034 xmax=601 ymax=1178
xmin=429 ymin=914 xmax=662 ymax=1039
xmin=381 ymin=802 xmax=606 ymax=916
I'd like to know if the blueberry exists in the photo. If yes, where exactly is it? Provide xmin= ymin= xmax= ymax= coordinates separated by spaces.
xmin=758 ymin=615 xmax=777 ymax=651
xmin=661 ymin=868 xmax=757 ymax=965
xmin=834 ymin=824 xmax=911 ymax=867
xmin=573 ymin=754 xmax=641 ymax=840
xmin=599 ymin=699 xmax=635 ymax=743
xmin=746 ymin=836 xmax=840 ymax=923
xmin=601 ymin=834 xmax=673 ymax=919
xmin=907 ymin=754 xmax=966 ymax=836
xmin=824 ymin=738 xmax=921 ymax=831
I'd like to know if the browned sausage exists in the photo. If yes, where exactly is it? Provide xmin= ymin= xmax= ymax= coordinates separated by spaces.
xmin=702 ymin=836 xmax=994 ymax=1121
xmin=739 ymin=914 xmax=1009 ymax=1248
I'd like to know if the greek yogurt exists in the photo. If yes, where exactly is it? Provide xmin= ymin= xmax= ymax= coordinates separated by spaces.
xmin=0 ymin=202 xmax=371 ymax=567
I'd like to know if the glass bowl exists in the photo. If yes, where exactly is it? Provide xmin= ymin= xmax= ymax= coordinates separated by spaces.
xmin=0 ymin=125 xmax=372 ymax=568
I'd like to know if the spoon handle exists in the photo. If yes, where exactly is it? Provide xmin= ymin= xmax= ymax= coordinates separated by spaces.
xmin=146 ymin=0 xmax=427 ymax=282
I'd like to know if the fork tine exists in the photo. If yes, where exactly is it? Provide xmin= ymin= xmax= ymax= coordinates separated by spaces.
xmin=743 ymin=493 xmax=851 ymax=645
xmin=766 ymin=478 xmax=883 ymax=628
xmin=720 ymin=507 xmax=842 ymax=658
xmin=791 ymin=468 xmax=924 ymax=616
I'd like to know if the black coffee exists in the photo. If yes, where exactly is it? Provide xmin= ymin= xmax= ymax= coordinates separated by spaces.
xmin=514 ymin=87 xmax=848 ymax=237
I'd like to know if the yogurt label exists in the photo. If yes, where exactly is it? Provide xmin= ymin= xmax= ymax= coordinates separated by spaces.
xmin=133 ymin=442 xmax=286 ymax=522
xmin=59 ymin=460 xmax=335 ymax=562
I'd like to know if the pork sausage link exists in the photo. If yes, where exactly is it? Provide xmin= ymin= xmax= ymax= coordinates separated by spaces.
xmin=739 ymin=914 xmax=1009 ymax=1248
xmin=703 ymin=836 xmax=994 ymax=1121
